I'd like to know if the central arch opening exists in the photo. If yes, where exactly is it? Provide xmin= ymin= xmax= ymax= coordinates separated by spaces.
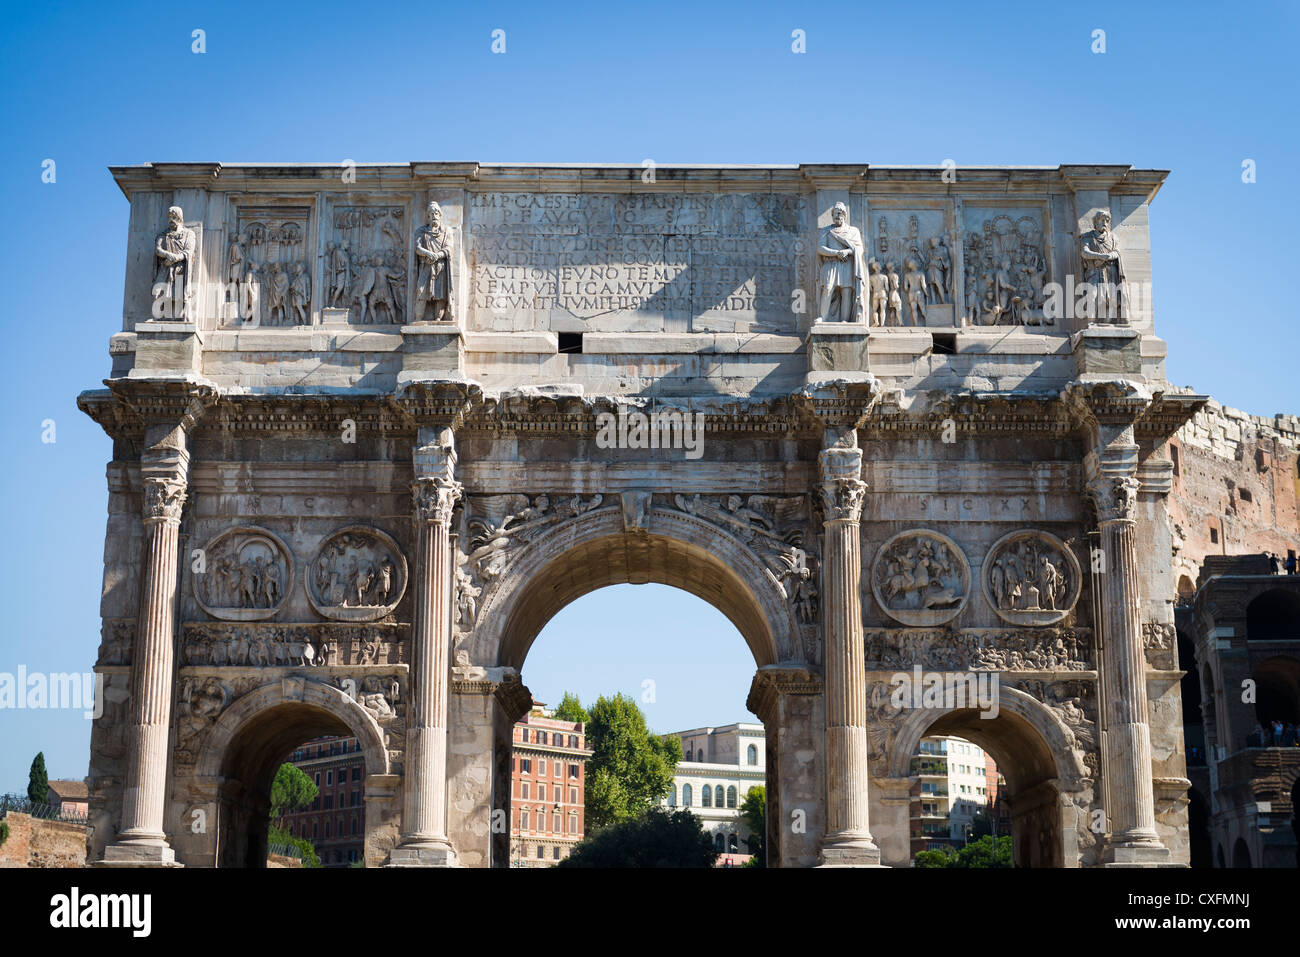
xmin=489 ymin=520 xmax=789 ymax=868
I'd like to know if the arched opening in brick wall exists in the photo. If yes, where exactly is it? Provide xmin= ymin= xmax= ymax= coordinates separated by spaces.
xmin=1250 ymin=655 xmax=1300 ymax=731
xmin=1246 ymin=588 xmax=1300 ymax=641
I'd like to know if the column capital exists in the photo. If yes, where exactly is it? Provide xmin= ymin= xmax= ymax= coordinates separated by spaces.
xmin=141 ymin=476 xmax=187 ymax=525
xmin=412 ymin=477 xmax=463 ymax=525
xmin=1086 ymin=474 xmax=1140 ymax=526
xmin=818 ymin=429 xmax=865 ymax=523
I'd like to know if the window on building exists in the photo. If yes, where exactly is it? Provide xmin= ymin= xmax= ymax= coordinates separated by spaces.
xmin=714 ymin=833 xmax=725 ymax=852
xmin=669 ymin=786 xmax=677 ymax=807
xmin=696 ymin=749 xmax=704 ymax=762
xmin=554 ymin=762 xmax=562 ymax=777
xmin=538 ymin=731 xmax=547 ymax=745
xmin=324 ymin=820 xmax=331 ymax=838
xmin=520 ymin=758 xmax=531 ymax=774
xmin=521 ymin=782 xmax=530 ymax=799
xmin=1210 ymin=525 xmax=1219 ymax=544
xmin=568 ymin=764 xmax=578 ymax=778
xmin=538 ymin=784 xmax=546 ymax=801
xmin=727 ymin=786 xmax=737 ymax=808
xmin=569 ymin=735 xmax=578 ymax=748
xmin=747 ymin=744 xmax=757 ymax=764
xmin=352 ymin=816 xmax=360 ymax=835
xmin=702 ymin=785 xmax=712 ymax=808
xmin=539 ymin=759 xmax=547 ymax=775
xmin=520 ymin=810 xmax=529 ymax=830
xmin=537 ymin=845 xmax=544 ymax=859
xmin=352 ymin=767 xmax=360 ymax=782
xmin=324 ymin=795 xmax=333 ymax=809
xmin=683 ymin=784 xmax=693 ymax=806
xmin=569 ymin=811 xmax=578 ymax=834
xmin=311 ymin=822 xmax=318 ymax=839
xmin=729 ymin=833 xmax=738 ymax=852
xmin=314 ymin=772 xmax=321 ymax=787
xmin=326 ymin=771 xmax=333 ymax=786
xmin=569 ymin=788 xmax=577 ymax=804
xmin=520 ymin=729 xmax=528 ymax=743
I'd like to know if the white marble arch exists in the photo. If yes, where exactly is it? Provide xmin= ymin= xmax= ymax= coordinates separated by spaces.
xmin=466 ymin=503 xmax=803 ymax=670
xmin=886 ymin=685 xmax=1086 ymax=787
xmin=195 ymin=678 xmax=390 ymax=782
xmin=880 ymin=685 xmax=1093 ymax=867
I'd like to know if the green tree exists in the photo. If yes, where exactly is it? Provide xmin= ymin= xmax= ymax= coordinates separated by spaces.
xmin=951 ymin=834 xmax=1012 ymax=868
xmin=556 ymin=808 xmax=716 ymax=868
xmin=584 ymin=693 xmax=681 ymax=828
xmin=553 ymin=691 xmax=589 ymax=725
xmin=269 ymin=763 xmax=318 ymax=828
xmin=268 ymin=824 xmax=321 ymax=867
xmin=912 ymin=845 xmax=957 ymax=868
xmin=970 ymin=809 xmax=994 ymax=839
xmin=0 ymin=820 xmax=9 ymax=846
xmin=739 ymin=785 xmax=766 ymax=866
xmin=27 ymin=752 xmax=48 ymax=805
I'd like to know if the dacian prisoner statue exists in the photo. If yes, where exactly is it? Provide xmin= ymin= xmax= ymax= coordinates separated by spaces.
xmin=817 ymin=201 xmax=866 ymax=323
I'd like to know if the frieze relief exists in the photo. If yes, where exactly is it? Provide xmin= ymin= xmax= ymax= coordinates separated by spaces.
xmin=307 ymin=526 xmax=408 ymax=622
xmin=181 ymin=622 xmax=407 ymax=667
xmin=1142 ymin=622 xmax=1176 ymax=669
xmin=962 ymin=210 xmax=1051 ymax=327
xmin=465 ymin=493 xmax=606 ymax=584
xmin=329 ymin=205 xmax=408 ymax=324
xmin=97 ymin=618 xmax=134 ymax=666
xmin=223 ymin=205 xmax=312 ymax=328
xmin=981 ymin=530 xmax=1082 ymax=626
xmin=869 ymin=529 xmax=970 ymax=626
xmin=864 ymin=627 xmax=1094 ymax=672
xmin=192 ymin=526 xmax=294 ymax=622
xmin=866 ymin=211 xmax=954 ymax=327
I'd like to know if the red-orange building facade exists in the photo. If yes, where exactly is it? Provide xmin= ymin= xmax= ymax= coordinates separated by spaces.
xmin=510 ymin=704 xmax=592 ymax=866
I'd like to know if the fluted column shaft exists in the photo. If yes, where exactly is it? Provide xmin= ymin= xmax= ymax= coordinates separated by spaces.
xmin=400 ymin=476 xmax=461 ymax=849
xmin=1093 ymin=475 xmax=1160 ymax=846
xmin=118 ymin=476 xmax=186 ymax=845
xmin=817 ymin=431 xmax=879 ymax=865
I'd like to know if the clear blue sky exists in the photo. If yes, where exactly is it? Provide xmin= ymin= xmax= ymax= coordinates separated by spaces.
xmin=1 ymin=0 xmax=1296 ymax=791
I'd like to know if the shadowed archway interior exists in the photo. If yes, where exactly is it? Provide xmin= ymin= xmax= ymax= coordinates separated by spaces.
xmin=216 ymin=703 xmax=353 ymax=868
xmin=919 ymin=708 xmax=1063 ymax=867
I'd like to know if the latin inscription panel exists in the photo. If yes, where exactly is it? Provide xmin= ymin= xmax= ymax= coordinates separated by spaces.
xmin=468 ymin=192 xmax=808 ymax=333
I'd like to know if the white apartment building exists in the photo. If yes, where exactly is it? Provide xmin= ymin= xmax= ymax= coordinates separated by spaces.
xmin=910 ymin=735 xmax=995 ymax=852
xmin=662 ymin=723 xmax=766 ymax=855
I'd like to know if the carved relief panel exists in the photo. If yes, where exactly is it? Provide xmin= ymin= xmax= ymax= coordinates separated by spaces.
xmin=328 ymin=205 xmax=408 ymax=324
xmin=869 ymin=529 xmax=970 ymax=626
xmin=223 ymin=204 xmax=314 ymax=328
xmin=961 ymin=207 xmax=1052 ymax=328
xmin=193 ymin=526 xmax=295 ymax=621
xmin=307 ymin=526 xmax=408 ymax=622
xmin=866 ymin=209 xmax=955 ymax=328
xmin=981 ymin=530 xmax=1081 ymax=625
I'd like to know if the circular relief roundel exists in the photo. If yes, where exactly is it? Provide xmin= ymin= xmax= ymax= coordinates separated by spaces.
xmin=980 ymin=530 xmax=1081 ymax=626
xmin=193 ymin=525 xmax=294 ymax=622
xmin=307 ymin=526 xmax=408 ymax=622
xmin=869 ymin=529 xmax=971 ymax=626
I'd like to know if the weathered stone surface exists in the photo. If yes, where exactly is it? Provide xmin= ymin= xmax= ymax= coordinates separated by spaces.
xmin=79 ymin=162 xmax=1198 ymax=868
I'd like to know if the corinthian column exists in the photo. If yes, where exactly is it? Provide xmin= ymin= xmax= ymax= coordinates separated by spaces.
xmin=390 ymin=429 xmax=462 ymax=867
xmin=1089 ymin=473 xmax=1167 ymax=862
xmin=817 ymin=428 xmax=881 ymax=866
xmin=102 ymin=464 xmax=189 ymax=867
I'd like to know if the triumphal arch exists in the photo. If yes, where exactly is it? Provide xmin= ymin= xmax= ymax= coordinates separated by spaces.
xmin=80 ymin=162 xmax=1202 ymax=867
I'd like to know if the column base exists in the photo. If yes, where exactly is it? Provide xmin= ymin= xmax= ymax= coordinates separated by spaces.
xmin=96 ymin=841 xmax=183 ymax=868
xmin=386 ymin=840 xmax=459 ymax=868
xmin=818 ymin=834 xmax=886 ymax=868
xmin=1102 ymin=842 xmax=1172 ymax=867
